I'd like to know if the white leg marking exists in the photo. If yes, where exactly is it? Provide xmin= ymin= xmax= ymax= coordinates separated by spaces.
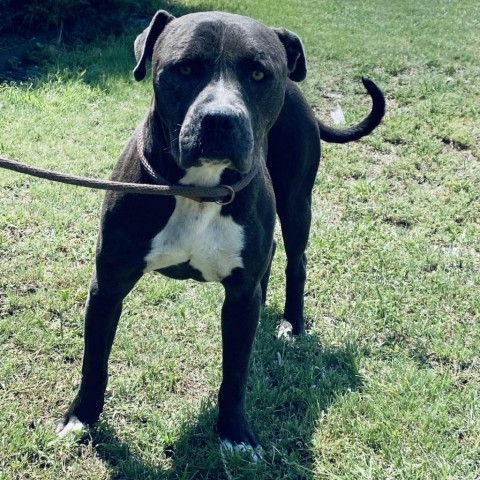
xmin=55 ymin=415 xmax=86 ymax=438
xmin=220 ymin=439 xmax=263 ymax=463
xmin=277 ymin=319 xmax=294 ymax=341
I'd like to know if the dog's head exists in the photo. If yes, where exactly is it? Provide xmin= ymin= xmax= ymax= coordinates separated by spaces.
xmin=133 ymin=10 xmax=306 ymax=175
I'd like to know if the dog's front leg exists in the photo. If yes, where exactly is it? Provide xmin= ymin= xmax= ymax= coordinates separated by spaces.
xmin=56 ymin=271 xmax=140 ymax=436
xmin=217 ymin=280 xmax=262 ymax=449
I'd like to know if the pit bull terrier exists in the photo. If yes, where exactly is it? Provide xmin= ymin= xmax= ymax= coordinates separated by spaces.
xmin=56 ymin=10 xmax=385 ymax=455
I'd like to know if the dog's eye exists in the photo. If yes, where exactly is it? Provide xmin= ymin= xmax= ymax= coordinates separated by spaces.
xmin=251 ymin=70 xmax=265 ymax=81
xmin=179 ymin=65 xmax=192 ymax=76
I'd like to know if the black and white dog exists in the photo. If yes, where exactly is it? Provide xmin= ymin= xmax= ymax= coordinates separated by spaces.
xmin=56 ymin=10 xmax=384 ymax=455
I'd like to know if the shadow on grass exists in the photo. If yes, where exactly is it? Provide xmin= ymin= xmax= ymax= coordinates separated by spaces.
xmin=88 ymin=307 xmax=363 ymax=479
xmin=1 ymin=1 xmax=203 ymax=85
xmin=11 ymin=0 xmax=272 ymax=88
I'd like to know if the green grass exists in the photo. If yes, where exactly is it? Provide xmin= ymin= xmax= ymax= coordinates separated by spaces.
xmin=1 ymin=0 xmax=479 ymax=478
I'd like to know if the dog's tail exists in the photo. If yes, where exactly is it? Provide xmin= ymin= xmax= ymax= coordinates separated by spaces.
xmin=318 ymin=78 xmax=385 ymax=143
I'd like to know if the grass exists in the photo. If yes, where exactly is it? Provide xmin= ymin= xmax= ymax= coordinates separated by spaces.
xmin=1 ymin=0 xmax=479 ymax=478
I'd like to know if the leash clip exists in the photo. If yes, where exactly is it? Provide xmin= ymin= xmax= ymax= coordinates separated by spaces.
xmin=215 ymin=185 xmax=236 ymax=205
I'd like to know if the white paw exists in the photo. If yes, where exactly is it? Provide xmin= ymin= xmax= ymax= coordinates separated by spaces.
xmin=220 ymin=439 xmax=263 ymax=463
xmin=55 ymin=415 xmax=86 ymax=438
xmin=277 ymin=319 xmax=294 ymax=341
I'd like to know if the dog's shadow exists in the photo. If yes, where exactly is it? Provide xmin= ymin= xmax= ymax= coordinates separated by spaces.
xmin=88 ymin=306 xmax=362 ymax=479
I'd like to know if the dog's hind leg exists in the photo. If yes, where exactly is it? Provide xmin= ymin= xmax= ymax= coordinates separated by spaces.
xmin=266 ymin=83 xmax=321 ymax=337
xmin=275 ymin=195 xmax=312 ymax=336
xmin=260 ymin=240 xmax=277 ymax=305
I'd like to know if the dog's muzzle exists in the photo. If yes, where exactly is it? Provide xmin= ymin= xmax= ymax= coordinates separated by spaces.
xmin=179 ymin=106 xmax=254 ymax=173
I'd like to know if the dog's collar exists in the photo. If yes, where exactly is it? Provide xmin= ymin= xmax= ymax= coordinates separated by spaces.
xmin=136 ymin=126 xmax=259 ymax=205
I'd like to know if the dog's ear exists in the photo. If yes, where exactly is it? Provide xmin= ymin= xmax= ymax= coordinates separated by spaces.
xmin=133 ymin=10 xmax=175 ymax=81
xmin=273 ymin=28 xmax=307 ymax=82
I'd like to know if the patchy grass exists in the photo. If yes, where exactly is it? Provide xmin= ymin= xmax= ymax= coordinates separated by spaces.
xmin=1 ymin=0 xmax=479 ymax=478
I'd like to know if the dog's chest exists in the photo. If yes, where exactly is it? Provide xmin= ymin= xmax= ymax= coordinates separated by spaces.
xmin=143 ymin=198 xmax=244 ymax=282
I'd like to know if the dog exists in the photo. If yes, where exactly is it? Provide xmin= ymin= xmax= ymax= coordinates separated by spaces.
xmin=55 ymin=10 xmax=385 ymax=455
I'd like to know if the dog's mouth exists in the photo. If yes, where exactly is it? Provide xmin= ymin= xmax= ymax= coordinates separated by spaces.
xmin=198 ymin=156 xmax=233 ymax=167
xmin=178 ymin=136 xmax=254 ymax=174
xmin=178 ymin=159 xmax=232 ymax=187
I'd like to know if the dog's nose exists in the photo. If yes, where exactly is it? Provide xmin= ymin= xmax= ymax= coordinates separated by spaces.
xmin=201 ymin=110 xmax=235 ymax=134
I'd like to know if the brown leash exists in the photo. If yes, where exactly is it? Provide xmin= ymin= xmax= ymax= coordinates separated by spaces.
xmin=0 ymin=129 xmax=260 ymax=205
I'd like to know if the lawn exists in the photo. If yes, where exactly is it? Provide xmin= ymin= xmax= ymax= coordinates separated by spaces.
xmin=1 ymin=0 xmax=479 ymax=478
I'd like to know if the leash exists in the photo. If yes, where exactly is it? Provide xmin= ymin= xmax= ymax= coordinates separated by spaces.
xmin=0 ymin=129 xmax=260 ymax=205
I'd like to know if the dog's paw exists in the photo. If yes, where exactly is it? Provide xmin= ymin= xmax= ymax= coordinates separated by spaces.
xmin=55 ymin=415 xmax=87 ymax=438
xmin=277 ymin=319 xmax=294 ymax=341
xmin=220 ymin=439 xmax=263 ymax=463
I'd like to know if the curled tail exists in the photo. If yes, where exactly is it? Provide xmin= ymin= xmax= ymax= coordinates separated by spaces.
xmin=319 ymin=77 xmax=385 ymax=143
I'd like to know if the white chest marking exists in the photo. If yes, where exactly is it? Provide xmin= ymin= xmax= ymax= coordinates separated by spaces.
xmin=143 ymin=164 xmax=244 ymax=282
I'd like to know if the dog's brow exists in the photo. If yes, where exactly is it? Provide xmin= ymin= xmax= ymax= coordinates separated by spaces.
xmin=251 ymin=51 xmax=270 ymax=61
xmin=176 ymin=54 xmax=211 ymax=63
xmin=241 ymin=51 xmax=277 ymax=71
